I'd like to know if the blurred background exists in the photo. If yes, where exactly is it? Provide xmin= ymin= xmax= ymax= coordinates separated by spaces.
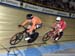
xmin=17 ymin=0 xmax=75 ymax=12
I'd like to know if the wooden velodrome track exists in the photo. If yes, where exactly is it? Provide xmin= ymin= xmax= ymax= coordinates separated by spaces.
xmin=0 ymin=5 xmax=75 ymax=54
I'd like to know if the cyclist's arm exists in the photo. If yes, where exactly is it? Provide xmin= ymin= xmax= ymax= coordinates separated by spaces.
xmin=51 ymin=23 xmax=56 ymax=28
xmin=20 ymin=20 xmax=28 ymax=26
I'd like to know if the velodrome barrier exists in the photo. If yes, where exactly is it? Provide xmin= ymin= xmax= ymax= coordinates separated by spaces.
xmin=23 ymin=3 xmax=69 ymax=17
xmin=71 ymin=13 xmax=75 ymax=18
xmin=0 ymin=0 xmax=75 ymax=18
xmin=0 ymin=0 xmax=20 ymax=7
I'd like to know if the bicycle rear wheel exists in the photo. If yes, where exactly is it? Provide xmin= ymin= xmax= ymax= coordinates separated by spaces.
xmin=10 ymin=32 xmax=23 ymax=45
xmin=27 ymin=32 xmax=39 ymax=43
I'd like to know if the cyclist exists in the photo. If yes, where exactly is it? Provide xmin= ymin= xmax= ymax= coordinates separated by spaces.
xmin=51 ymin=16 xmax=67 ymax=41
xmin=18 ymin=14 xmax=42 ymax=40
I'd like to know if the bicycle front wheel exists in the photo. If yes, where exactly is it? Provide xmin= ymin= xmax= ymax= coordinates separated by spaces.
xmin=10 ymin=32 xmax=23 ymax=45
xmin=42 ymin=31 xmax=51 ymax=41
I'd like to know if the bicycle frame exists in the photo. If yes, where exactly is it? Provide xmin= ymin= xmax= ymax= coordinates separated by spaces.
xmin=48 ymin=28 xmax=58 ymax=38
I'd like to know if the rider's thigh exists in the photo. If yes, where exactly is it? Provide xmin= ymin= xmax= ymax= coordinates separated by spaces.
xmin=58 ymin=32 xmax=63 ymax=40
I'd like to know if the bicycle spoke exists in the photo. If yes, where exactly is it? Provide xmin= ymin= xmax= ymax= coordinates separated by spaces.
xmin=11 ymin=40 xmax=16 ymax=44
xmin=10 ymin=32 xmax=26 ymax=45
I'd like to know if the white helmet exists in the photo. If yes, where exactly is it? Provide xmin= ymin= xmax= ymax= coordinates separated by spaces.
xmin=56 ymin=17 xmax=61 ymax=21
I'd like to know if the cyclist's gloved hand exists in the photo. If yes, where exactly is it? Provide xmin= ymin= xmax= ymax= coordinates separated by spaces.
xmin=18 ymin=25 xmax=22 ymax=27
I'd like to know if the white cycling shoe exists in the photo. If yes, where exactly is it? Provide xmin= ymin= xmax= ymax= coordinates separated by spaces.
xmin=55 ymin=37 xmax=59 ymax=41
xmin=25 ymin=37 xmax=31 ymax=40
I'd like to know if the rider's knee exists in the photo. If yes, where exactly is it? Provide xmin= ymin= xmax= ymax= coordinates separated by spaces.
xmin=36 ymin=24 xmax=42 ymax=29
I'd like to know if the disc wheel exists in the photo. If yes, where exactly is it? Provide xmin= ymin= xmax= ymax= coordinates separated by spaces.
xmin=27 ymin=32 xmax=39 ymax=43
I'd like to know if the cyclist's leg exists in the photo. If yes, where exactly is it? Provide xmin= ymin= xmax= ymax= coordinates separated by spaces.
xmin=54 ymin=34 xmax=58 ymax=40
xmin=25 ymin=29 xmax=36 ymax=40
xmin=58 ymin=31 xmax=63 ymax=40
xmin=54 ymin=31 xmax=63 ymax=41
xmin=29 ymin=24 xmax=42 ymax=34
xmin=26 ymin=23 xmax=42 ymax=37
xmin=29 ymin=24 xmax=42 ymax=38
xmin=25 ymin=25 xmax=32 ymax=40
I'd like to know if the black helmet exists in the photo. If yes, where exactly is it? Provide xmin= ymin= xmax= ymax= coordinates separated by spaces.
xmin=26 ymin=14 xmax=33 ymax=19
